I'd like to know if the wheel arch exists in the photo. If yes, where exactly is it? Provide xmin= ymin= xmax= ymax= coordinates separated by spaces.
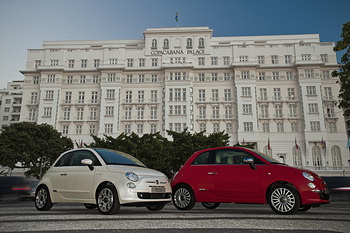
xmin=265 ymin=181 xmax=302 ymax=204
xmin=95 ymin=181 xmax=119 ymax=200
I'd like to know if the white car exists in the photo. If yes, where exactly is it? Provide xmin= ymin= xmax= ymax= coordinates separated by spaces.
xmin=35 ymin=148 xmax=172 ymax=214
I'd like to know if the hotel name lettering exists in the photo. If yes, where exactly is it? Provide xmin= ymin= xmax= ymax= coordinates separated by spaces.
xmin=150 ymin=49 xmax=204 ymax=56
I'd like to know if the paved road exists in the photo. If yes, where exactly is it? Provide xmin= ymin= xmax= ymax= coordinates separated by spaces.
xmin=0 ymin=201 xmax=349 ymax=233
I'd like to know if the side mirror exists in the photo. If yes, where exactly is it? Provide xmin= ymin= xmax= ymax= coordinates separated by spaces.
xmin=81 ymin=159 xmax=94 ymax=171
xmin=243 ymin=158 xmax=256 ymax=170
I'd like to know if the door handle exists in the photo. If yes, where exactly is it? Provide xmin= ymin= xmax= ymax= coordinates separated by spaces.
xmin=208 ymin=172 xmax=218 ymax=175
xmin=60 ymin=173 xmax=67 ymax=176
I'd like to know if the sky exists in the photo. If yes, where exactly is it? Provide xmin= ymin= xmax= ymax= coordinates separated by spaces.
xmin=0 ymin=0 xmax=349 ymax=89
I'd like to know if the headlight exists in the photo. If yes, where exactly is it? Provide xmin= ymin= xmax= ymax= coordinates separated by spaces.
xmin=302 ymin=172 xmax=314 ymax=182
xmin=125 ymin=172 xmax=139 ymax=182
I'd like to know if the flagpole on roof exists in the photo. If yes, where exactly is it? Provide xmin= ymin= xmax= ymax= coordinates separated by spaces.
xmin=175 ymin=11 xmax=179 ymax=28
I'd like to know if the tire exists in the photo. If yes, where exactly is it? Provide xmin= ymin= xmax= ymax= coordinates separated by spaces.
xmin=96 ymin=184 xmax=120 ymax=215
xmin=172 ymin=184 xmax=196 ymax=210
xmin=268 ymin=184 xmax=300 ymax=215
xmin=35 ymin=186 xmax=53 ymax=211
xmin=298 ymin=205 xmax=312 ymax=212
xmin=146 ymin=204 xmax=166 ymax=211
xmin=201 ymin=202 xmax=220 ymax=209
xmin=84 ymin=203 xmax=97 ymax=209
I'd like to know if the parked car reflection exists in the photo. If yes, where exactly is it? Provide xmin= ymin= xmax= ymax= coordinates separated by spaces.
xmin=322 ymin=176 xmax=350 ymax=201
xmin=0 ymin=176 xmax=38 ymax=202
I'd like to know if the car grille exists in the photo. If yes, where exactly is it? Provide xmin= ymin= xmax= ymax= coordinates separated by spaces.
xmin=137 ymin=192 xmax=171 ymax=199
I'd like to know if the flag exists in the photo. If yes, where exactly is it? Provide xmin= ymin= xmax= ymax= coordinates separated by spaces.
xmin=242 ymin=138 xmax=245 ymax=145
xmin=348 ymin=137 xmax=350 ymax=148
xmin=268 ymin=138 xmax=271 ymax=150
xmin=175 ymin=11 xmax=179 ymax=23
xmin=295 ymin=138 xmax=299 ymax=150
xmin=321 ymin=138 xmax=326 ymax=150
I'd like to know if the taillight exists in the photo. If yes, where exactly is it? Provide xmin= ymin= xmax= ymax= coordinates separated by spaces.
xmin=12 ymin=186 xmax=30 ymax=191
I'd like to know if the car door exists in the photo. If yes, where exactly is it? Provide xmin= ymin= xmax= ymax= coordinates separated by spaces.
xmin=58 ymin=150 xmax=99 ymax=200
xmin=206 ymin=148 xmax=264 ymax=203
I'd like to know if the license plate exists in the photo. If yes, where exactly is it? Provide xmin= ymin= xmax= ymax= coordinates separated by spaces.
xmin=151 ymin=186 xmax=165 ymax=193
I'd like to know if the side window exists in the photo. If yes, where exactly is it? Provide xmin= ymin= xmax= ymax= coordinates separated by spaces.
xmin=54 ymin=152 xmax=73 ymax=167
xmin=214 ymin=149 xmax=264 ymax=165
xmin=192 ymin=152 xmax=210 ymax=165
xmin=69 ymin=150 xmax=101 ymax=166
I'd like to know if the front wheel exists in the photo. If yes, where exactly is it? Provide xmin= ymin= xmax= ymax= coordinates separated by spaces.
xmin=201 ymin=202 xmax=220 ymax=209
xmin=172 ymin=184 xmax=196 ymax=210
xmin=35 ymin=186 xmax=53 ymax=211
xmin=268 ymin=184 xmax=300 ymax=215
xmin=146 ymin=204 xmax=165 ymax=211
xmin=96 ymin=184 xmax=120 ymax=215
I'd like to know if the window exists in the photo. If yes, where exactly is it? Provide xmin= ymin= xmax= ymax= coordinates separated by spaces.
xmin=76 ymin=125 xmax=82 ymax=134
xmin=276 ymin=122 xmax=284 ymax=132
xmin=224 ymin=89 xmax=232 ymax=101
xmin=258 ymin=72 xmax=265 ymax=80
xmin=68 ymin=60 xmax=74 ymax=68
xmin=174 ymin=123 xmax=181 ymax=133
xmin=225 ymin=105 xmax=232 ymax=118
xmin=30 ymin=92 xmax=38 ymax=104
xmin=109 ymin=58 xmax=118 ymax=64
xmin=199 ymin=73 xmax=205 ymax=82
xmin=45 ymin=90 xmax=54 ymax=99
xmin=94 ymin=59 xmax=100 ymax=68
xmin=272 ymin=72 xmax=279 ymax=80
xmin=287 ymin=88 xmax=295 ymax=100
xmin=239 ymin=56 xmax=248 ymax=62
xmin=151 ymin=74 xmax=157 ymax=82
xmin=241 ymin=71 xmax=249 ymax=79
xmin=260 ymin=105 xmax=269 ymax=118
xmin=29 ymin=109 xmax=37 ymax=121
xmin=305 ymin=69 xmax=314 ymax=78
xmin=262 ymin=123 xmax=270 ymax=132
xmin=213 ymin=123 xmax=220 ymax=132
xmin=150 ymin=124 xmax=157 ymax=133
xmin=324 ymin=87 xmax=333 ymax=100
xmin=291 ymin=122 xmax=299 ymax=132
xmin=312 ymin=146 xmax=322 ymax=168
xmin=199 ymin=106 xmax=206 ymax=119
xmin=48 ymin=74 xmax=55 ymax=83
xmin=93 ymin=75 xmax=100 ymax=83
xmin=302 ymin=54 xmax=311 ymax=61
xmin=285 ymin=55 xmax=292 ymax=64
xmin=243 ymin=104 xmax=252 ymax=114
xmin=329 ymin=121 xmax=337 ymax=132
xmin=105 ymin=106 xmax=114 ymax=116
xmin=33 ymin=76 xmax=40 ymax=84
xmin=137 ymin=107 xmax=144 ymax=119
xmin=80 ymin=75 xmax=86 ymax=84
xmin=151 ymin=39 xmax=157 ymax=49
xmin=243 ymin=122 xmax=253 ymax=131
xmin=310 ymin=121 xmax=321 ymax=131
xmin=124 ymin=107 xmax=131 ymax=120
xmin=331 ymin=146 xmax=342 ymax=169
xmin=138 ymin=90 xmax=144 ymax=103
xmin=212 ymin=106 xmax=219 ymax=119
xmin=186 ymin=38 xmax=192 ymax=48
xmin=271 ymin=55 xmax=278 ymax=64
xmin=136 ymin=58 xmax=144 ymax=67
xmin=223 ymin=56 xmax=230 ymax=65
xmin=275 ymin=105 xmax=283 ymax=118
xmin=126 ymin=75 xmax=132 ymax=83
xmin=127 ymin=59 xmax=133 ymax=67
xmin=90 ymin=125 xmax=97 ymax=135
xmin=224 ymin=73 xmax=230 ymax=81
xmin=90 ymin=108 xmax=97 ymax=120
xmin=242 ymin=87 xmax=251 ymax=96
xmin=211 ymin=57 xmax=218 ymax=65
xmin=289 ymin=105 xmax=297 ymax=117
xmin=78 ymin=91 xmax=85 ymax=104
xmin=259 ymin=88 xmax=267 ymax=101
xmin=163 ymin=39 xmax=169 ymax=48
xmin=308 ymin=103 xmax=319 ymax=113
xmin=258 ymin=56 xmax=264 ymax=64
xmin=212 ymin=89 xmax=219 ymax=101
xmin=43 ymin=107 xmax=52 ymax=117
xmin=63 ymin=108 xmax=70 ymax=120
xmin=286 ymin=71 xmax=294 ymax=80
xmin=81 ymin=59 xmax=87 ymax=68
xmin=138 ymin=74 xmax=145 ymax=83
xmin=151 ymin=58 xmax=158 ymax=66
xmin=62 ymin=125 xmax=69 ymax=134
xmin=151 ymin=90 xmax=157 ymax=102
xmin=321 ymin=54 xmax=328 ymax=63
xmin=125 ymin=124 xmax=131 ymax=134
xmin=199 ymin=89 xmax=206 ymax=101
xmin=105 ymin=124 xmax=113 ymax=133
xmin=35 ymin=60 xmax=41 ymax=68
xmin=51 ymin=60 xmax=59 ymax=66
xmin=199 ymin=38 xmax=204 ymax=47
xmin=211 ymin=73 xmax=218 ymax=81
xmin=199 ymin=123 xmax=206 ymax=132
xmin=306 ymin=86 xmax=317 ymax=95
xmin=322 ymin=71 xmax=330 ymax=79
xmin=273 ymin=88 xmax=281 ymax=100
xmin=198 ymin=57 xmax=205 ymax=66
xmin=67 ymin=76 xmax=73 ymax=84
xmin=293 ymin=147 xmax=302 ymax=167
xmin=107 ymin=73 xmax=116 ymax=82
xmin=150 ymin=106 xmax=157 ymax=120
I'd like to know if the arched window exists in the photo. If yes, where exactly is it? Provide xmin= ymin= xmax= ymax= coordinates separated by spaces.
xmin=187 ymin=38 xmax=192 ymax=48
xmin=312 ymin=145 xmax=322 ymax=169
xmin=151 ymin=39 xmax=157 ymax=49
xmin=263 ymin=146 xmax=272 ymax=157
xmin=331 ymin=146 xmax=342 ymax=170
xmin=199 ymin=38 xmax=204 ymax=47
xmin=292 ymin=146 xmax=302 ymax=167
xmin=163 ymin=39 xmax=169 ymax=48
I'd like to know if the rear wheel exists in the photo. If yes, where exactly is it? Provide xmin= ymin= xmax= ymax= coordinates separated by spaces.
xmin=84 ymin=203 xmax=97 ymax=209
xmin=201 ymin=202 xmax=220 ymax=209
xmin=268 ymin=184 xmax=300 ymax=215
xmin=172 ymin=184 xmax=196 ymax=210
xmin=35 ymin=186 xmax=53 ymax=211
xmin=146 ymin=204 xmax=166 ymax=211
xmin=96 ymin=184 xmax=120 ymax=215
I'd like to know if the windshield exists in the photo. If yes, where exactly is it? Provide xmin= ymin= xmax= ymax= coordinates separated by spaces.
xmin=94 ymin=148 xmax=146 ymax=167
xmin=244 ymin=148 xmax=283 ymax=164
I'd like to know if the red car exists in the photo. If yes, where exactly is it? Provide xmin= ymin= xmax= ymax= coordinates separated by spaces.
xmin=171 ymin=147 xmax=329 ymax=215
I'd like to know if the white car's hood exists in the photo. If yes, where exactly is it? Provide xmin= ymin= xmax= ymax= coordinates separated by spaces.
xmin=106 ymin=165 xmax=166 ymax=177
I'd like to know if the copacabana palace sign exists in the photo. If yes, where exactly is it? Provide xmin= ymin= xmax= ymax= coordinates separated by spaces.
xmin=150 ymin=49 xmax=204 ymax=56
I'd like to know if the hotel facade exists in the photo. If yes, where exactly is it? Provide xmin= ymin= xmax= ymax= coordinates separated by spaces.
xmin=18 ymin=27 xmax=350 ymax=175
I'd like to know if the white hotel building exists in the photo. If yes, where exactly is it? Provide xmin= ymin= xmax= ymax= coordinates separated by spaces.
xmin=19 ymin=27 xmax=350 ymax=174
